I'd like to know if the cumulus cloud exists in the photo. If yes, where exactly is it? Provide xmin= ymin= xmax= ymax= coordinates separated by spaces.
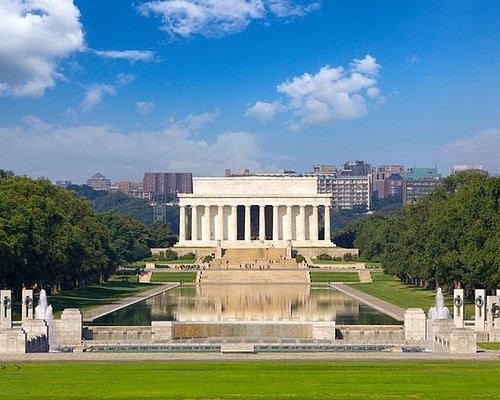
xmin=81 ymin=85 xmax=116 ymax=112
xmin=137 ymin=0 xmax=320 ymax=38
xmin=0 ymin=0 xmax=84 ymax=97
xmin=246 ymin=55 xmax=384 ymax=129
xmin=136 ymin=101 xmax=156 ymax=115
xmin=444 ymin=128 xmax=500 ymax=173
xmin=81 ymin=74 xmax=135 ymax=112
xmin=93 ymin=49 xmax=156 ymax=62
xmin=245 ymin=101 xmax=281 ymax=122
xmin=0 ymin=115 xmax=262 ymax=181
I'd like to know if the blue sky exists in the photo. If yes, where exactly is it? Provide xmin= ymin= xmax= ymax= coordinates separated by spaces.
xmin=0 ymin=0 xmax=499 ymax=182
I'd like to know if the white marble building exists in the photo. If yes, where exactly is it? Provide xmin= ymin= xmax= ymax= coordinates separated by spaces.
xmin=176 ymin=176 xmax=335 ymax=248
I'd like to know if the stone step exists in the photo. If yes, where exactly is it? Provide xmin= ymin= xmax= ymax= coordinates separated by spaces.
xmin=200 ymin=270 xmax=310 ymax=284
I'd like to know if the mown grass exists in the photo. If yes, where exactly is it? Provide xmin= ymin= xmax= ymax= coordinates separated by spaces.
xmin=311 ymin=259 xmax=364 ymax=265
xmin=351 ymin=273 xmax=474 ymax=316
xmin=150 ymin=272 xmax=197 ymax=283
xmin=0 ymin=361 xmax=499 ymax=399
xmin=310 ymin=271 xmax=359 ymax=283
xmin=478 ymin=342 xmax=500 ymax=350
xmin=47 ymin=280 xmax=155 ymax=317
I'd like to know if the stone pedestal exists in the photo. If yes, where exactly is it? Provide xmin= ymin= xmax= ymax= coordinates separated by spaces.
xmin=474 ymin=289 xmax=486 ymax=331
xmin=0 ymin=329 xmax=27 ymax=354
xmin=404 ymin=308 xmax=426 ymax=342
xmin=486 ymin=296 xmax=500 ymax=330
xmin=449 ymin=328 xmax=476 ymax=354
xmin=21 ymin=289 xmax=34 ymax=321
xmin=453 ymin=289 xmax=464 ymax=328
xmin=52 ymin=309 xmax=83 ymax=347
xmin=151 ymin=321 xmax=173 ymax=342
xmin=145 ymin=262 xmax=156 ymax=270
xmin=1 ymin=290 xmax=12 ymax=329
xmin=312 ymin=321 xmax=336 ymax=340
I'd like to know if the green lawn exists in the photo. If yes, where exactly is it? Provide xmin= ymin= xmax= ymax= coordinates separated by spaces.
xmin=151 ymin=272 xmax=197 ymax=283
xmin=310 ymin=271 xmax=359 ymax=283
xmin=0 ymin=362 xmax=499 ymax=399
xmin=311 ymin=259 xmax=363 ymax=265
xmin=47 ymin=280 xmax=156 ymax=317
xmin=478 ymin=342 xmax=500 ymax=350
xmin=351 ymin=273 xmax=474 ymax=316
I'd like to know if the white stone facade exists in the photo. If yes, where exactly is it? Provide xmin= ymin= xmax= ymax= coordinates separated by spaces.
xmin=176 ymin=177 xmax=334 ymax=248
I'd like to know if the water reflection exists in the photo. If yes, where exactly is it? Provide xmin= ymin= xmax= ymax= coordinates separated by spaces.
xmin=93 ymin=285 xmax=398 ymax=326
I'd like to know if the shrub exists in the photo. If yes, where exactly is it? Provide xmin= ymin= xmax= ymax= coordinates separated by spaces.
xmin=163 ymin=249 xmax=178 ymax=260
xmin=179 ymin=252 xmax=196 ymax=260
xmin=343 ymin=253 xmax=356 ymax=261
xmin=295 ymin=254 xmax=306 ymax=264
xmin=202 ymin=254 xmax=213 ymax=263
xmin=317 ymin=253 xmax=332 ymax=260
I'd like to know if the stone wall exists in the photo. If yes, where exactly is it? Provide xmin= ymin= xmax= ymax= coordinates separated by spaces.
xmin=336 ymin=325 xmax=405 ymax=343
xmin=296 ymin=247 xmax=359 ymax=260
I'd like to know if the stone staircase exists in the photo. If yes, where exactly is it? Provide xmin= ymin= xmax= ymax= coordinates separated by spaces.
xmin=209 ymin=247 xmax=295 ymax=270
xmin=199 ymin=269 xmax=310 ymax=284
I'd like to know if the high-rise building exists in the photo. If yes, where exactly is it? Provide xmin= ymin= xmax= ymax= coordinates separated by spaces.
xmin=87 ymin=173 xmax=111 ymax=191
xmin=143 ymin=172 xmax=193 ymax=199
xmin=342 ymin=160 xmax=371 ymax=176
xmin=400 ymin=168 xmax=442 ymax=205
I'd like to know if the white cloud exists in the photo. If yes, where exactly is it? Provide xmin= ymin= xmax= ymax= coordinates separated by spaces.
xmin=247 ymin=55 xmax=384 ymax=128
xmin=444 ymin=128 xmax=500 ymax=173
xmin=0 ymin=0 xmax=84 ymax=97
xmin=138 ymin=0 xmax=320 ymax=38
xmin=245 ymin=101 xmax=281 ymax=122
xmin=81 ymin=74 xmax=135 ymax=113
xmin=81 ymin=85 xmax=116 ymax=113
xmin=93 ymin=50 xmax=156 ymax=62
xmin=136 ymin=101 xmax=156 ymax=115
xmin=0 ymin=116 xmax=262 ymax=181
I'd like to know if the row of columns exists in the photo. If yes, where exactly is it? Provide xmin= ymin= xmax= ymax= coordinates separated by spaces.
xmin=179 ymin=204 xmax=331 ymax=242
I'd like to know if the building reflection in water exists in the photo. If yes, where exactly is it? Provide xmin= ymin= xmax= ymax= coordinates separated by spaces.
xmin=147 ymin=285 xmax=360 ymax=323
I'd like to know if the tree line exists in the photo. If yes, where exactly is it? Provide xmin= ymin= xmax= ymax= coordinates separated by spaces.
xmin=333 ymin=173 xmax=500 ymax=293
xmin=0 ymin=171 xmax=176 ymax=295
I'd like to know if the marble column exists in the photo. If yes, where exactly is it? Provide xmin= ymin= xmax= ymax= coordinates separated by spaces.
xmin=272 ymin=205 xmax=279 ymax=241
xmin=259 ymin=205 xmax=266 ymax=240
xmin=229 ymin=205 xmax=238 ymax=241
xmin=244 ymin=205 xmax=251 ymax=241
xmin=202 ymin=205 xmax=211 ymax=241
xmin=191 ymin=205 xmax=198 ymax=241
xmin=324 ymin=204 xmax=331 ymax=242
xmin=285 ymin=205 xmax=293 ymax=241
xmin=179 ymin=205 xmax=186 ymax=241
xmin=216 ymin=205 xmax=224 ymax=242
xmin=298 ymin=205 xmax=306 ymax=241
xmin=311 ymin=205 xmax=318 ymax=241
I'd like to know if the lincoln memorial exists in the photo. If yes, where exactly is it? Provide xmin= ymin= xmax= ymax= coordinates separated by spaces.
xmin=175 ymin=176 xmax=335 ymax=249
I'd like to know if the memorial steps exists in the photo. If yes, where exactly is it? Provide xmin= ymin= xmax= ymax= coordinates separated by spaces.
xmin=198 ymin=247 xmax=309 ymax=283
xmin=199 ymin=269 xmax=310 ymax=284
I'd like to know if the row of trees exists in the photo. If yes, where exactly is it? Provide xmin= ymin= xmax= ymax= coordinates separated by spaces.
xmin=333 ymin=173 xmax=500 ymax=293
xmin=0 ymin=172 xmax=176 ymax=294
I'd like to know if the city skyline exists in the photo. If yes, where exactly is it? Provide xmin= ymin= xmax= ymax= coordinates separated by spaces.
xmin=1 ymin=0 xmax=499 ymax=182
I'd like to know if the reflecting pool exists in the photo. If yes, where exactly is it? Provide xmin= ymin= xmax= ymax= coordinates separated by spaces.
xmin=93 ymin=285 xmax=398 ymax=326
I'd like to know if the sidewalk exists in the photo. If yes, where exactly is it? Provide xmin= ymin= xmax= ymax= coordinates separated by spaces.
xmin=83 ymin=283 xmax=179 ymax=322
xmin=330 ymin=283 xmax=405 ymax=321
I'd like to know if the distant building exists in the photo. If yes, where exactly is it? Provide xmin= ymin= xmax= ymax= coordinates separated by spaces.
xmin=55 ymin=180 xmax=72 ymax=188
xmin=341 ymin=160 xmax=371 ymax=176
xmin=111 ymin=181 xmax=144 ymax=198
xmin=400 ymin=168 xmax=442 ymax=205
xmin=143 ymin=172 xmax=193 ymax=201
xmin=451 ymin=164 xmax=488 ymax=176
xmin=87 ymin=173 xmax=111 ymax=191
xmin=312 ymin=165 xmax=339 ymax=174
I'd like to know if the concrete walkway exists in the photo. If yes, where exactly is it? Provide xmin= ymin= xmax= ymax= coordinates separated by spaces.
xmin=1 ymin=351 xmax=498 ymax=362
xmin=330 ymin=283 xmax=405 ymax=322
xmin=83 ymin=283 xmax=179 ymax=322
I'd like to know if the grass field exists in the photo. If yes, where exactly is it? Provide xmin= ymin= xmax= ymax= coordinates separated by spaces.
xmin=311 ymin=259 xmax=363 ymax=265
xmin=351 ymin=273 xmax=474 ymax=316
xmin=310 ymin=271 xmax=359 ymax=283
xmin=151 ymin=272 xmax=197 ymax=283
xmin=46 ymin=280 xmax=155 ymax=317
xmin=0 ymin=361 xmax=499 ymax=399
xmin=478 ymin=342 xmax=500 ymax=350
